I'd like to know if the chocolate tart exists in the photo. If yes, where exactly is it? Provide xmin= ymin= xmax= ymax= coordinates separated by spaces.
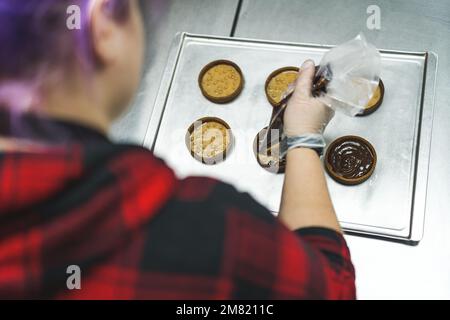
xmin=253 ymin=127 xmax=286 ymax=174
xmin=265 ymin=66 xmax=328 ymax=107
xmin=186 ymin=117 xmax=234 ymax=165
xmin=198 ymin=60 xmax=244 ymax=104
xmin=358 ymin=79 xmax=385 ymax=116
xmin=325 ymin=135 xmax=377 ymax=185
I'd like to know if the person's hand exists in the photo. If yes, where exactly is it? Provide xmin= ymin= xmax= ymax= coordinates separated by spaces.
xmin=283 ymin=60 xmax=334 ymax=137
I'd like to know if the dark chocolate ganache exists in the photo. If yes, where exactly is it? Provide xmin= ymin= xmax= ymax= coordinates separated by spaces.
xmin=327 ymin=138 xmax=375 ymax=179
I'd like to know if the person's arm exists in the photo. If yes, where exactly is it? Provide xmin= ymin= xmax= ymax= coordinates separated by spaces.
xmin=280 ymin=148 xmax=341 ymax=232
xmin=279 ymin=60 xmax=340 ymax=232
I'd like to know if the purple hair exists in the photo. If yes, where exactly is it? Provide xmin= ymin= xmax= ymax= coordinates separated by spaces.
xmin=0 ymin=0 xmax=130 ymax=82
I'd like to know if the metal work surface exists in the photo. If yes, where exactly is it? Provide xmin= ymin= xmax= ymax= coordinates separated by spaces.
xmin=234 ymin=0 xmax=450 ymax=299
xmin=145 ymin=33 xmax=436 ymax=243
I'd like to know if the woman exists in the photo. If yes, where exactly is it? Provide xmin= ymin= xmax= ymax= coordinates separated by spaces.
xmin=0 ymin=0 xmax=355 ymax=299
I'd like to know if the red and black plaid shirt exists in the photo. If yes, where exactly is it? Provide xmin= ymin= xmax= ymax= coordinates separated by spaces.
xmin=0 ymin=111 xmax=355 ymax=299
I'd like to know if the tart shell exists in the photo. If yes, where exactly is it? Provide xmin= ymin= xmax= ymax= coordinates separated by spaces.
xmin=253 ymin=127 xmax=286 ymax=174
xmin=198 ymin=60 xmax=244 ymax=104
xmin=186 ymin=117 xmax=234 ymax=165
xmin=265 ymin=66 xmax=325 ymax=107
xmin=358 ymin=79 xmax=385 ymax=116
xmin=325 ymin=135 xmax=377 ymax=186
xmin=265 ymin=66 xmax=300 ymax=108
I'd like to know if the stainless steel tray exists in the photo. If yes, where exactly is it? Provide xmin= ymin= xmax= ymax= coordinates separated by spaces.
xmin=144 ymin=33 xmax=437 ymax=243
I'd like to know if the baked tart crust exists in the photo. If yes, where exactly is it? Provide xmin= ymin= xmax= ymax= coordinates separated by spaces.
xmin=198 ymin=60 xmax=244 ymax=104
xmin=325 ymin=135 xmax=377 ymax=185
xmin=186 ymin=117 xmax=233 ymax=165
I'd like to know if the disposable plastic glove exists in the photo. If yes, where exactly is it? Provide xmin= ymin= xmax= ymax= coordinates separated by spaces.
xmin=283 ymin=60 xmax=334 ymax=138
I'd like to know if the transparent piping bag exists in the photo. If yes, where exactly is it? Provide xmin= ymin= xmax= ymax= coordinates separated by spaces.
xmin=278 ymin=32 xmax=382 ymax=116
xmin=262 ymin=33 xmax=381 ymax=152
xmin=316 ymin=32 xmax=381 ymax=116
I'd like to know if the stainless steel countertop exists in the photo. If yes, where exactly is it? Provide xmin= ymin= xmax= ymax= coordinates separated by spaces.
xmin=112 ymin=0 xmax=450 ymax=299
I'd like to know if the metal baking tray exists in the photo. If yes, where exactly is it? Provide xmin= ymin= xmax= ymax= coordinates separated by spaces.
xmin=144 ymin=33 xmax=437 ymax=243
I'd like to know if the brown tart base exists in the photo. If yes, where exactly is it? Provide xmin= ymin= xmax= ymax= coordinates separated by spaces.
xmin=358 ymin=79 xmax=385 ymax=116
xmin=265 ymin=67 xmax=300 ymax=108
xmin=198 ymin=60 xmax=244 ymax=104
xmin=186 ymin=117 xmax=233 ymax=165
xmin=265 ymin=65 xmax=326 ymax=108
xmin=325 ymin=135 xmax=377 ymax=185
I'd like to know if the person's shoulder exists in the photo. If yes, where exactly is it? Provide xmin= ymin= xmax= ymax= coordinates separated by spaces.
xmin=80 ymin=142 xmax=177 ymax=193
xmin=109 ymin=144 xmax=175 ymax=176
xmin=175 ymin=176 xmax=274 ymax=223
xmin=89 ymin=143 xmax=162 ymax=163
xmin=115 ymin=144 xmax=168 ymax=166
xmin=81 ymin=142 xmax=168 ymax=171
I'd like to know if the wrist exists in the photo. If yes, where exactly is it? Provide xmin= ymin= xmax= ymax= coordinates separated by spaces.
xmin=282 ymin=133 xmax=326 ymax=157
xmin=284 ymin=129 xmax=319 ymax=138
xmin=286 ymin=146 xmax=319 ymax=159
